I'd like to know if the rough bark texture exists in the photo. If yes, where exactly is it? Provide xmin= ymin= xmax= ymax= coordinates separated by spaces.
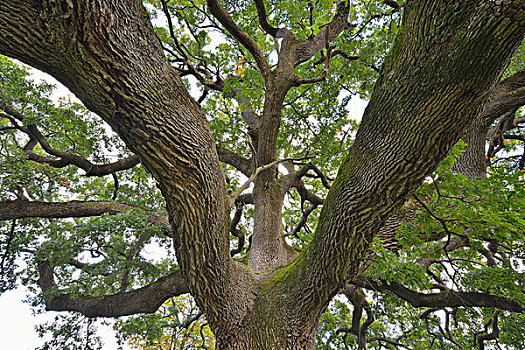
xmin=1 ymin=1 xmax=524 ymax=349
xmin=0 ymin=0 xmax=247 ymax=331
xmin=454 ymin=70 xmax=525 ymax=177
xmin=264 ymin=2 xmax=525 ymax=347
xmin=37 ymin=261 xmax=189 ymax=317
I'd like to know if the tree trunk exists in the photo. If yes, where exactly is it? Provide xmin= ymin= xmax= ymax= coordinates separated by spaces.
xmin=0 ymin=1 xmax=524 ymax=349
xmin=280 ymin=0 xmax=525 ymax=329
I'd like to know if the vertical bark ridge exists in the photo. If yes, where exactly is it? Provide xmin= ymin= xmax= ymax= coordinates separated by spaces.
xmin=0 ymin=0 xmax=244 ymax=327
xmin=273 ymin=0 xmax=525 ymax=333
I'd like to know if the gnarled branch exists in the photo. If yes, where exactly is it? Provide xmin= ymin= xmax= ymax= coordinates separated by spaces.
xmin=0 ymin=200 xmax=172 ymax=237
xmin=38 ymin=260 xmax=189 ymax=317
xmin=351 ymin=277 xmax=525 ymax=313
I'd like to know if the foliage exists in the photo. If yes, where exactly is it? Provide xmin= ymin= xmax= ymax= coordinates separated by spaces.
xmin=116 ymin=295 xmax=215 ymax=350
xmin=316 ymin=143 xmax=525 ymax=349
xmin=0 ymin=0 xmax=524 ymax=349
xmin=35 ymin=313 xmax=104 ymax=350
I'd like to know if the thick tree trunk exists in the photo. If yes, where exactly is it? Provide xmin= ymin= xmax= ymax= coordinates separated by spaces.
xmin=278 ymin=0 xmax=525 ymax=331
xmin=0 ymin=0 xmax=246 ymax=329
xmin=1 ymin=1 xmax=524 ymax=349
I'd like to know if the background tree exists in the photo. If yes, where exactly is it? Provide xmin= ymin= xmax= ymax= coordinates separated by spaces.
xmin=0 ymin=0 xmax=525 ymax=349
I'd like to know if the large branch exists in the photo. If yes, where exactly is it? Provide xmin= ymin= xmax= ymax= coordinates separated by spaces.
xmin=294 ymin=2 xmax=352 ymax=64
xmin=216 ymin=145 xmax=253 ymax=176
xmin=276 ymin=0 xmax=525 ymax=324
xmin=480 ymin=86 xmax=525 ymax=125
xmin=454 ymin=70 xmax=525 ymax=178
xmin=253 ymin=0 xmax=280 ymax=37
xmin=38 ymin=260 xmax=189 ymax=317
xmin=351 ymin=277 xmax=525 ymax=313
xmin=0 ymin=0 xmax=236 ymax=326
xmin=0 ymin=200 xmax=173 ymax=237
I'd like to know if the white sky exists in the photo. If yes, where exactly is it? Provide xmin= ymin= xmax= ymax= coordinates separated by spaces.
xmin=0 ymin=62 xmax=368 ymax=350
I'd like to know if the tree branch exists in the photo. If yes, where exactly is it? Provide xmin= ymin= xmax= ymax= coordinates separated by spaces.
xmin=253 ymin=0 xmax=280 ymax=37
xmin=37 ymin=260 xmax=189 ymax=317
xmin=206 ymin=0 xmax=271 ymax=80
xmin=285 ymin=203 xmax=318 ymax=238
xmin=229 ymin=203 xmax=245 ymax=256
xmin=230 ymin=155 xmax=314 ymax=205
xmin=294 ymin=2 xmax=352 ymax=64
xmin=0 ymin=200 xmax=173 ymax=237
xmin=480 ymin=87 xmax=525 ymax=126
xmin=383 ymin=0 xmax=402 ymax=10
xmin=0 ymin=102 xmax=141 ymax=176
xmin=474 ymin=310 xmax=501 ymax=350
xmin=295 ymin=162 xmax=331 ymax=189
xmin=161 ymin=0 xmax=224 ymax=91
xmin=216 ymin=145 xmax=253 ymax=176
xmin=351 ymin=277 xmax=525 ymax=313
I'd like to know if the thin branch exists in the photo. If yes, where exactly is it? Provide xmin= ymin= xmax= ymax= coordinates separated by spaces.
xmin=206 ymin=0 xmax=271 ymax=80
xmin=161 ymin=0 xmax=224 ymax=91
xmin=111 ymin=172 xmax=119 ymax=200
xmin=180 ymin=310 xmax=204 ymax=329
xmin=1 ymin=102 xmax=141 ymax=176
xmin=474 ymin=310 xmax=501 ymax=350
xmin=314 ymin=49 xmax=360 ymax=66
xmin=230 ymin=155 xmax=314 ymax=205
xmin=285 ymin=203 xmax=318 ymax=238
xmin=0 ymin=219 xmax=16 ymax=279
xmin=229 ymin=203 xmax=245 ymax=256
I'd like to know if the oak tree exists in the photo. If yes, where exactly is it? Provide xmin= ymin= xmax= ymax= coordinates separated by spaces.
xmin=1 ymin=0 xmax=525 ymax=348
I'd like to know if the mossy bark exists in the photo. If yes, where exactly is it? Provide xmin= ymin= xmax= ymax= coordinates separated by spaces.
xmin=0 ymin=1 xmax=524 ymax=349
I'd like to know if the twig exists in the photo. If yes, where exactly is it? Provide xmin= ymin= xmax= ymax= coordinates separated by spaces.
xmin=229 ymin=156 xmax=315 ymax=205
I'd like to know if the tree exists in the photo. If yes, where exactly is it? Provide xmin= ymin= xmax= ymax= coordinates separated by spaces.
xmin=0 ymin=0 xmax=525 ymax=349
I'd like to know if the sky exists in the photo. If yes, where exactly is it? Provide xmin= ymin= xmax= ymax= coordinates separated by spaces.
xmin=0 ymin=60 xmax=369 ymax=349
xmin=0 ymin=69 xmax=124 ymax=350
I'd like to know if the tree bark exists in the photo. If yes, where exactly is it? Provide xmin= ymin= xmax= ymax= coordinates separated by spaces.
xmin=0 ymin=0 xmax=248 ymax=330
xmin=1 ymin=1 xmax=524 ymax=349
xmin=274 ymin=0 xmax=525 ymax=339
xmin=454 ymin=70 xmax=525 ymax=177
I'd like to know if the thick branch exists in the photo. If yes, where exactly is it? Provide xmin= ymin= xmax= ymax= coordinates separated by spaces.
xmin=216 ymin=145 xmax=253 ymax=176
xmin=206 ymin=0 xmax=271 ymax=80
xmin=383 ymin=0 xmax=402 ymax=9
xmin=253 ymin=0 xmax=279 ymax=37
xmin=279 ymin=0 xmax=525 ymax=325
xmin=454 ymin=71 xmax=525 ymax=177
xmin=37 ymin=260 xmax=189 ymax=317
xmin=475 ymin=310 xmax=501 ymax=350
xmin=0 ymin=200 xmax=173 ymax=237
xmin=0 ymin=0 xmax=234 ymax=326
xmin=480 ymin=87 xmax=525 ymax=125
xmin=294 ymin=2 xmax=352 ymax=64
xmin=352 ymin=277 xmax=525 ymax=313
